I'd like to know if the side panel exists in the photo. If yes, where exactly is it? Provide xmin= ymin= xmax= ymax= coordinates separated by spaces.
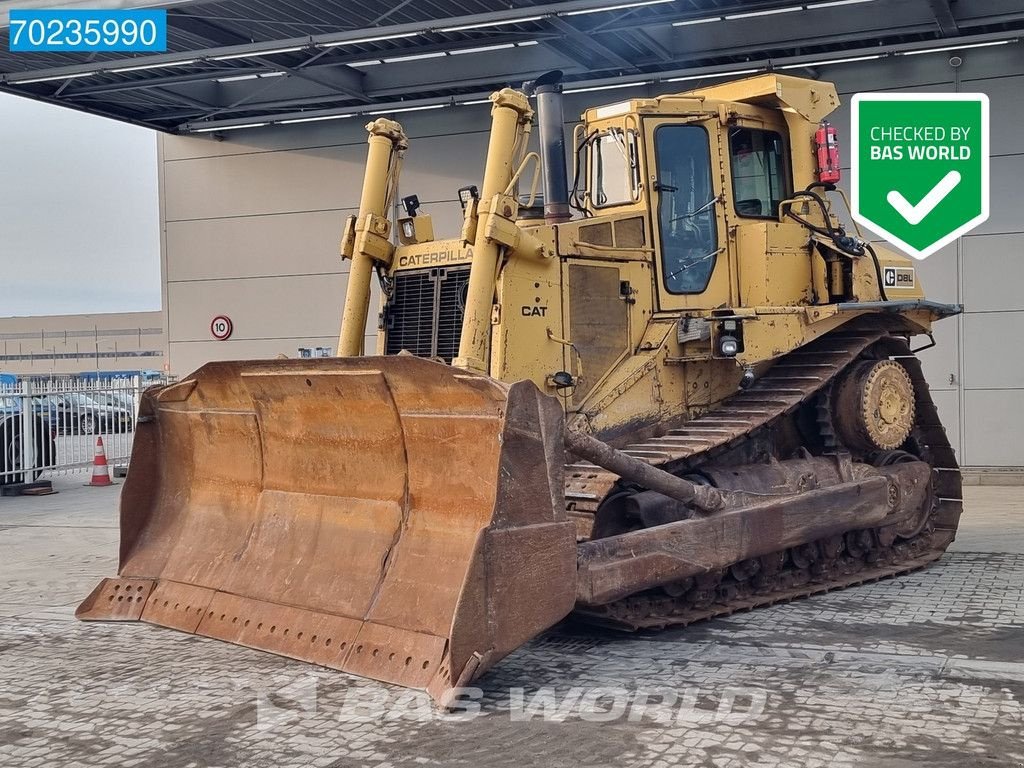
xmin=567 ymin=264 xmax=630 ymax=403
xmin=735 ymin=222 xmax=815 ymax=307
xmin=489 ymin=228 xmax=564 ymax=391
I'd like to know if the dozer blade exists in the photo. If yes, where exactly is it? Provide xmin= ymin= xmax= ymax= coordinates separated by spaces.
xmin=77 ymin=356 xmax=578 ymax=705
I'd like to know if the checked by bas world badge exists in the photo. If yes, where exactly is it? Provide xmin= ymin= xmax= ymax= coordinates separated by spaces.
xmin=851 ymin=93 xmax=989 ymax=260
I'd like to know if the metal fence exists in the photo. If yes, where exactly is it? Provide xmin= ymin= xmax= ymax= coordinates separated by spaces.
xmin=0 ymin=375 xmax=157 ymax=486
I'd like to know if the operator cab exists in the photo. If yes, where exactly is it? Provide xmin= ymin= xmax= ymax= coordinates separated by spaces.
xmin=571 ymin=84 xmax=808 ymax=313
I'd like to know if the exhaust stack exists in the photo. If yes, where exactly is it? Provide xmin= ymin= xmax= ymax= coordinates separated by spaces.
xmin=529 ymin=70 xmax=570 ymax=224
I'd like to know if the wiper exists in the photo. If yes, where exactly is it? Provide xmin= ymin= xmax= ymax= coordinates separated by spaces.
xmin=667 ymin=246 xmax=726 ymax=280
xmin=669 ymin=195 xmax=720 ymax=223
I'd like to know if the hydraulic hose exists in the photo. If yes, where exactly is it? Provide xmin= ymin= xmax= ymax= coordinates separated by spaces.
xmin=786 ymin=186 xmax=889 ymax=302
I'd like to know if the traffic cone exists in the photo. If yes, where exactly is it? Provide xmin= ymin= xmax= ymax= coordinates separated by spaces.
xmin=86 ymin=436 xmax=114 ymax=487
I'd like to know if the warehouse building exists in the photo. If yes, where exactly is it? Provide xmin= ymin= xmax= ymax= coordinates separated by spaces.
xmin=1 ymin=0 xmax=1022 ymax=468
xmin=0 ymin=311 xmax=165 ymax=375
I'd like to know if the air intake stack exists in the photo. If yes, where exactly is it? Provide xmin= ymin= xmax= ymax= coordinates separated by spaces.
xmin=528 ymin=70 xmax=570 ymax=224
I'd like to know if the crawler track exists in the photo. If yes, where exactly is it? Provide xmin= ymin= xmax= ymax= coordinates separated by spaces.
xmin=564 ymin=323 xmax=962 ymax=630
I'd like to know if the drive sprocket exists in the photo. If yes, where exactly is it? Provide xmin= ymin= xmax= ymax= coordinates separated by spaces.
xmin=833 ymin=358 xmax=915 ymax=452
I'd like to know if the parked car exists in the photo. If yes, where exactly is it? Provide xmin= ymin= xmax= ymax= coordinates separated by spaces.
xmin=0 ymin=396 xmax=56 ymax=485
xmin=33 ymin=392 xmax=134 ymax=435
xmin=90 ymin=391 xmax=137 ymax=415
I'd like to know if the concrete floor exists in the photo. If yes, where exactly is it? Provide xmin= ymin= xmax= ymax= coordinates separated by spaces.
xmin=0 ymin=475 xmax=1022 ymax=768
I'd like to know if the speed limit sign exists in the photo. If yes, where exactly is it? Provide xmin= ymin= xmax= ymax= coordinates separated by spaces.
xmin=210 ymin=315 xmax=233 ymax=340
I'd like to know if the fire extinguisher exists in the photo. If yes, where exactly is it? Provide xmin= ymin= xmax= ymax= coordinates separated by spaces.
xmin=815 ymin=121 xmax=841 ymax=184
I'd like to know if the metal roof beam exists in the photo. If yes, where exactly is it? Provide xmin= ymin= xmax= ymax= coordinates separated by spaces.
xmin=173 ymin=30 xmax=1024 ymax=133
xmin=151 ymin=84 xmax=218 ymax=110
xmin=538 ymin=38 xmax=598 ymax=69
xmin=0 ymin=0 xmax=664 ymax=80
xmin=42 ymin=10 xmax=1023 ymax=104
xmin=250 ymin=58 xmax=369 ymax=104
xmin=926 ymin=0 xmax=960 ymax=36
xmin=545 ymin=16 xmax=640 ymax=70
xmin=97 ymin=22 xmax=1024 ymax=122
xmin=61 ymin=68 xmax=266 ymax=95
xmin=631 ymin=29 xmax=673 ymax=62
xmin=5 ymin=0 xmax=1023 ymax=86
xmin=165 ymin=7 xmax=255 ymax=47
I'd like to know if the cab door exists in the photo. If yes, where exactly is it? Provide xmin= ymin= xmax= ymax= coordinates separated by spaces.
xmin=643 ymin=118 xmax=736 ymax=311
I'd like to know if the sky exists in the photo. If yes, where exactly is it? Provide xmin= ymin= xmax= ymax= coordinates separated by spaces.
xmin=0 ymin=91 xmax=161 ymax=318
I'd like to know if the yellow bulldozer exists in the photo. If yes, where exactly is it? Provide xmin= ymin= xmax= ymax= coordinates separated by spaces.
xmin=78 ymin=72 xmax=961 ymax=707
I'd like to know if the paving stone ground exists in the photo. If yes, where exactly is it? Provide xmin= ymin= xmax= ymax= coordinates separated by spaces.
xmin=1 ymin=475 xmax=1022 ymax=767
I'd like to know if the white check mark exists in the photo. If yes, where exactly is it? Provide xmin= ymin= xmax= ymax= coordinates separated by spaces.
xmin=886 ymin=170 xmax=962 ymax=225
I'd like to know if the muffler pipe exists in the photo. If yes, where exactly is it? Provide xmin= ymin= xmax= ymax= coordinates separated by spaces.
xmin=529 ymin=70 xmax=571 ymax=224
xmin=564 ymin=429 xmax=724 ymax=512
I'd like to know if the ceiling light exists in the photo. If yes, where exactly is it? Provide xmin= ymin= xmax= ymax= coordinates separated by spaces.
xmin=779 ymin=54 xmax=882 ymax=68
xmin=563 ymin=0 xmax=673 ymax=17
xmin=439 ymin=15 xmax=545 ymax=32
xmin=279 ymin=113 xmax=354 ymax=124
xmin=448 ymin=41 xmax=535 ymax=55
xmin=192 ymin=122 xmax=269 ymax=133
xmin=900 ymin=39 xmax=1016 ymax=56
xmin=725 ymin=7 xmax=802 ymax=19
xmin=564 ymin=80 xmax=650 ymax=94
xmin=9 ymin=71 xmax=93 ymax=84
xmin=318 ymin=31 xmax=419 ymax=49
xmin=215 ymin=72 xmax=287 ymax=83
xmin=459 ymin=98 xmax=493 ymax=105
xmin=810 ymin=0 xmax=875 ymax=7
xmin=673 ymin=17 xmax=723 ymax=26
xmin=382 ymin=51 xmax=448 ymax=63
xmin=366 ymin=104 xmax=447 ymax=115
xmin=664 ymin=67 xmax=762 ymax=82
xmin=450 ymin=43 xmax=517 ymax=55
xmin=347 ymin=59 xmax=383 ymax=67
xmin=212 ymin=46 xmax=305 ymax=61
xmin=110 ymin=59 xmax=198 ymax=73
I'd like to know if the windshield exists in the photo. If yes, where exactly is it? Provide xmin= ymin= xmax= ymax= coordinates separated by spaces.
xmin=654 ymin=125 xmax=718 ymax=294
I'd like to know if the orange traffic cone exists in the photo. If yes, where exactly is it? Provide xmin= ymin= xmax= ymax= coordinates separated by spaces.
xmin=86 ymin=436 xmax=114 ymax=487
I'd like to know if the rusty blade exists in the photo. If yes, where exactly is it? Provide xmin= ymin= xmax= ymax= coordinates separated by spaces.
xmin=77 ymin=356 xmax=577 ymax=705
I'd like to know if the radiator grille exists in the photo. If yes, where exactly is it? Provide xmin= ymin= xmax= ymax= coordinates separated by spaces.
xmin=383 ymin=266 xmax=470 ymax=363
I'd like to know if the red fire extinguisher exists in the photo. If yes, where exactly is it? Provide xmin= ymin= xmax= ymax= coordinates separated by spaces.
xmin=815 ymin=121 xmax=841 ymax=184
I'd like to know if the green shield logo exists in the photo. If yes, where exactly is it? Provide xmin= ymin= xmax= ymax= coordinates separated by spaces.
xmin=851 ymin=93 xmax=989 ymax=260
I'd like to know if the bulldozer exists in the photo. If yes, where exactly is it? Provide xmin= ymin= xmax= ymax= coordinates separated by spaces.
xmin=78 ymin=72 xmax=962 ymax=707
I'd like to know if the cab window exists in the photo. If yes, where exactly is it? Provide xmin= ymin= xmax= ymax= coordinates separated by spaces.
xmin=653 ymin=125 xmax=718 ymax=294
xmin=591 ymin=129 xmax=640 ymax=207
xmin=729 ymin=127 xmax=789 ymax=218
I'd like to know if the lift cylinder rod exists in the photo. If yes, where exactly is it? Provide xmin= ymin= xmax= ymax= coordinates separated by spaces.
xmin=454 ymin=89 xmax=534 ymax=373
xmin=338 ymin=119 xmax=407 ymax=357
